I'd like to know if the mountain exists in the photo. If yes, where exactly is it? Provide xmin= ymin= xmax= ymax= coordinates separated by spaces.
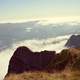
xmin=7 ymin=46 xmax=56 ymax=74
xmin=5 ymin=46 xmax=80 ymax=75
xmin=4 ymin=46 xmax=80 ymax=80
xmin=65 ymin=35 xmax=80 ymax=48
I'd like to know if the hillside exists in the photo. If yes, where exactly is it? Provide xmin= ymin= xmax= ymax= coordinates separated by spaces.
xmin=4 ymin=46 xmax=80 ymax=80
xmin=4 ymin=71 xmax=80 ymax=80
xmin=65 ymin=35 xmax=80 ymax=48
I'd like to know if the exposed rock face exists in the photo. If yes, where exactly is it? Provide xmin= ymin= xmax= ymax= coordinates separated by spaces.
xmin=65 ymin=35 xmax=80 ymax=48
xmin=7 ymin=46 xmax=56 ymax=74
xmin=7 ymin=46 xmax=80 ymax=76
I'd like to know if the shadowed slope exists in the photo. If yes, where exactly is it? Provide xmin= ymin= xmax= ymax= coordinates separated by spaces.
xmin=65 ymin=35 xmax=80 ymax=48
xmin=6 ymin=46 xmax=80 ymax=76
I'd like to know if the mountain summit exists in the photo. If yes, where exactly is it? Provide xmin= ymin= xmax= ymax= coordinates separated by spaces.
xmin=65 ymin=34 xmax=80 ymax=48
xmin=4 ymin=46 xmax=80 ymax=80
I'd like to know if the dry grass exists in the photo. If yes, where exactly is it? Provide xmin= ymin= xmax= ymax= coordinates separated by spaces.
xmin=4 ymin=70 xmax=80 ymax=80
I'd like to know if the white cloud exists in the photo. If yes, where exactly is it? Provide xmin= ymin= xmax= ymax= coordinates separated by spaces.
xmin=0 ymin=16 xmax=80 ymax=24
xmin=14 ymin=35 xmax=70 ymax=52
xmin=25 ymin=27 xmax=32 ymax=32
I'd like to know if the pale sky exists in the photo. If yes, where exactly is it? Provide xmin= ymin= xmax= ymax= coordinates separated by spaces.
xmin=0 ymin=0 xmax=80 ymax=21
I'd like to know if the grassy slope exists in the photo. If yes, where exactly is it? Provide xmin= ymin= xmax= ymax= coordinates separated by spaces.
xmin=4 ymin=48 xmax=80 ymax=80
xmin=4 ymin=70 xmax=80 ymax=80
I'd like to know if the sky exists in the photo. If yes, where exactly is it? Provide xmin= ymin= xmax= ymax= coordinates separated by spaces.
xmin=0 ymin=0 xmax=80 ymax=21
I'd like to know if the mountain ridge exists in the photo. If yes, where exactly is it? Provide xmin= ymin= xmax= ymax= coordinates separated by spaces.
xmin=6 ymin=46 xmax=80 ymax=75
xmin=65 ymin=34 xmax=80 ymax=48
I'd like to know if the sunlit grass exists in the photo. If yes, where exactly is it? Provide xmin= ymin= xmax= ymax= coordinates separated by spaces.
xmin=4 ymin=70 xmax=80 ymax=80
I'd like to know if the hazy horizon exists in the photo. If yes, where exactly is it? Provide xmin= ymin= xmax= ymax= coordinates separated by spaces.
xmin=0 ymin=0 xmax=80 ymax=21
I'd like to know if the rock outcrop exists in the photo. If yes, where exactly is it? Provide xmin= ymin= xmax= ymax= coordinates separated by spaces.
xmin=65 ymin=35 xmax=80 ymax=48
xmin=7 ymin=46 xmax=80 ymax=76
xmin=7 ymin=46 xmax=56 ymax=74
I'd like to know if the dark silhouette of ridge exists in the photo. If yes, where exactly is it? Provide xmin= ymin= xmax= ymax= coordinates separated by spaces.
xmin=7 ymin=46 xmax=80 ymax=76
xmin=65 ymin=34 xmax=80 ymax=48
xmin=7 ymin=46 xmax=56 ymax=74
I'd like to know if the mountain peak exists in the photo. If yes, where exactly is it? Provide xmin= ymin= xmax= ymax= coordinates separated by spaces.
xmin=65 ymin=34 xmax=80 ymax=48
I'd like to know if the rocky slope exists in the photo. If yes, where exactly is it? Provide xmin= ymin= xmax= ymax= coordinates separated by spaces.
xmin=4 ymin=35 xmax=80 ymax=80
xmin=4 ymin=46 xmax=80 ymax=80
xmin=5 ymin=46 xmax=80 ymax=76
xmin=65 ymin=35 xmax=80 ymax=48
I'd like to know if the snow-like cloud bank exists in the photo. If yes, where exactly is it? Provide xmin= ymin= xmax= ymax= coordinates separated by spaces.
xmin=13 ymin=35 xmax=70 ymax=52
xmin=0 ymin=35 xmax=71 ymax=80
xmin=0 ymin=16 xmax=80 ymax=24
